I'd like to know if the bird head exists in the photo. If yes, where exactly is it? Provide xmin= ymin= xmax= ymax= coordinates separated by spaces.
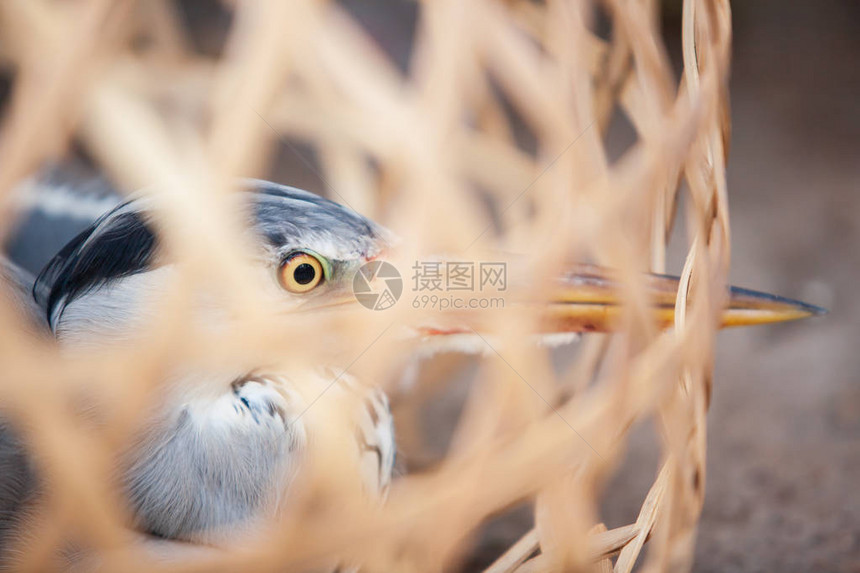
xmin=32 ymin=180 xmax=391 ymax=341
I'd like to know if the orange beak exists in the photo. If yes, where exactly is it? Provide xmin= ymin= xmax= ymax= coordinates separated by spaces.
xmin=542 ymin=264 xmax=825 ymax=333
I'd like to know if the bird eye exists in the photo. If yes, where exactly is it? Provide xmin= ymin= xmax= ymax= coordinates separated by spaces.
xmin=279 ymin=251 xmax=325 ymax=293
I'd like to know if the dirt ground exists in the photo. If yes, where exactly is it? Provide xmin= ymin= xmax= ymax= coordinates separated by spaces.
xmin=692 ymin=3 xmax=859 ymax=571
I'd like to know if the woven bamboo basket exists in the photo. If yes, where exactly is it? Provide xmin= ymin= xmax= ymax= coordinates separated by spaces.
xmin=0 ymin=1 xmax=732 ymax=571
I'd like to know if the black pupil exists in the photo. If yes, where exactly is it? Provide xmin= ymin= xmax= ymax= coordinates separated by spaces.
xmin=293 ymin=263 xmax=316 ymax=285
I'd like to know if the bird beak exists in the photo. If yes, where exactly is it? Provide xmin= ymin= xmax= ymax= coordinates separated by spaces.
xmin=540 ymin=264 xmax=826 ymax=333
xmin=327 ymin=259 xmax=824 ymax=337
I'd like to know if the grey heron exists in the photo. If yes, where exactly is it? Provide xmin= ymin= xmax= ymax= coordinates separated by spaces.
xmin=0 ymin=176 xmax=824 ymax=567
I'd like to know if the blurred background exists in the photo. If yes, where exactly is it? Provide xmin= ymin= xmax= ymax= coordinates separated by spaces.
xmin=693 ymin=2 xmax=858 ymax=571
xmin=1 ymin=1 xmax=857 ymax=571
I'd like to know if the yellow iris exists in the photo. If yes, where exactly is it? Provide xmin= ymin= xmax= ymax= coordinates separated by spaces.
xmin=279 ymin=252 xmax=325 ymax=293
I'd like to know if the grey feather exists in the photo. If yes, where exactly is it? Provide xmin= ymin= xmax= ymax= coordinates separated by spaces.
xmin=124 ymin=375 xmax=307 ymax=541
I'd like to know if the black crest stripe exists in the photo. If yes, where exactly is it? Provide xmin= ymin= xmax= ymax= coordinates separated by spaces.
xmin=33 ymin=204 xmax=158 ymax=326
